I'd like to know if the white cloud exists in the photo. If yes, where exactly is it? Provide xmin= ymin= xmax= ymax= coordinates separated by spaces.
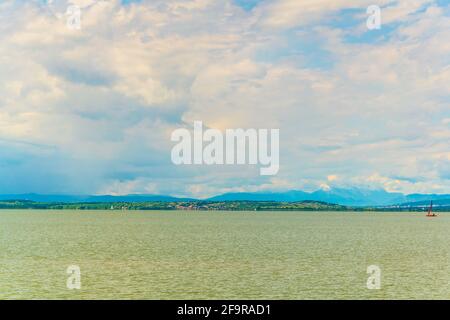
xmin=0 ymin=0 xmax=448 ymax=195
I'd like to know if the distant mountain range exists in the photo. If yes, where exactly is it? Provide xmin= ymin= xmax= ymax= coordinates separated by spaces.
xmin=0 ymin=188 xmax=449 ymax=207
xmin=207 ymin=188 xmax=450 ymax=206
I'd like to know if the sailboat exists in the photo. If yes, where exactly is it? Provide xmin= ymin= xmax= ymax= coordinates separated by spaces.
xmin=426 ymin=201 xmax=437 ymax=217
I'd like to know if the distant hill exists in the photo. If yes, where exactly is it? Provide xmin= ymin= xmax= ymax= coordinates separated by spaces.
xmin=0 ymin=200 xmax=351 ymax=211
xmin=0 ymin=193 xmax=194 ymax=203
xmin=1 ymin=199 xmax=448 ymax=211
xmin=0 ymin=188 xmax=449 ymax=207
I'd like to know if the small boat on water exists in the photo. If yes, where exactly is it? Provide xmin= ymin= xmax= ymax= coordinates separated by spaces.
xmin=426 ymin=201 xmax=437 ymax=217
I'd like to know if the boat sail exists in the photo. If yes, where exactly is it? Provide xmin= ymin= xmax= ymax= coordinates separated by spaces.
xmin=426 ymin=201 xmax=437 ymax=217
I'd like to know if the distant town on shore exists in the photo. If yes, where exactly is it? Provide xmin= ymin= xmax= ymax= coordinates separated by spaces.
xmin=0 ymin=187 xmax=450 ymax=211
xmin=0 ymin=199 xmax=449 ymax=212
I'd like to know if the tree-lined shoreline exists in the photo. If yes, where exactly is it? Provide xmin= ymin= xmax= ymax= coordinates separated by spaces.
xmin=1 ymin=200 xmax=449 ymax=212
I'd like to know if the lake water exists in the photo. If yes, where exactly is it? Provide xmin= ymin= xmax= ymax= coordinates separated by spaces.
xmin=0 ymin=210 xmax=448 ymax=299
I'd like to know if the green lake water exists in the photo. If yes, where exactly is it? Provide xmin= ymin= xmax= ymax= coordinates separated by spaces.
xmin=0 ymin=210 xmax=448 ymax=299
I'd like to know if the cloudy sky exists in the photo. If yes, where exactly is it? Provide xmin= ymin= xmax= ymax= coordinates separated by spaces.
xmin=0 ymin=0 xmax=449 ymax=197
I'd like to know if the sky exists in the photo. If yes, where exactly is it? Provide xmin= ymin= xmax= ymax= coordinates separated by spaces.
xmin=0 ymin=0 xmax=449 ymax=197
